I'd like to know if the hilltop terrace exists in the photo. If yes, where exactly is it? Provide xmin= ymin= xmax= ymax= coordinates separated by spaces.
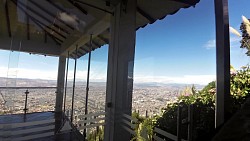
xmin=0 ymin=0 xmax=231 ymax=141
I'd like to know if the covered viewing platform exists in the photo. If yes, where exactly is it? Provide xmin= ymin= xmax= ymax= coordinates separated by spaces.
xmin=0 ymin=0 xmax=232 ymax=141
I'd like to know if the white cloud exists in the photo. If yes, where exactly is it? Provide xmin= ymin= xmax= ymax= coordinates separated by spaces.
xmin=134 ymin=75 xmax=215 ymax=85
xmin=0 ymin=66 xmax=216 ymax=85
xmin=204 ymin=37 xmax=241 ymax=49
xmin=0 ymin=66 xmax=107 ymax=82
xmin=204 ymin=39 xmax=216 ymax=49
xmin=0 ymin=67 xmax=58 ymax=80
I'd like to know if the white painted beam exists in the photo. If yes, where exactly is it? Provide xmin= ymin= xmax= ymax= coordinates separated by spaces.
xmin=0 ymin=37 xmax=60 ymax=56
xmin=60 ymin=14 xmax=110 ymax=56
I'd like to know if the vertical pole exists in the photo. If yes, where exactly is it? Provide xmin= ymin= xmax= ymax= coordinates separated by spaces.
xmin=177 ymin=105 xmax=182 ymax=141
xmin=104 ymin=1 xmax=136 ymax=140
xmin=188 ymin=104 xmax=193 ymax=141
xmin=55 ymin=55 xmax=66 ymax=133
xmin=23 ymin=89 xmax=29 ymax=114
xmin=84 ymin=34 xmax=93 ymax=139
xmin=55 ymin=56 xmax=66 ymax=113
xmin=71 ymin=46 xmax=78 ymax=122
xmin=63 ymin=51 xmax=70 ymax=114
xmin=214 ymin=0 xmax=231 ymax=128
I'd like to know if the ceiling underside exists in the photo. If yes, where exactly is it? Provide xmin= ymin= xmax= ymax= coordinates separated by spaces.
xmin=0 ymin=0 xmax=200 ymax=58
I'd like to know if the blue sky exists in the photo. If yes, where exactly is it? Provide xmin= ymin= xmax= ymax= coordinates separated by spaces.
xmin=0 ymin=0 xmax=249 ymax=85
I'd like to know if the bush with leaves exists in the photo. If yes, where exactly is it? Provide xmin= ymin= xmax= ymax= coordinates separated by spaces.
xmin=154 ymin=65 xmax=250 ymax=141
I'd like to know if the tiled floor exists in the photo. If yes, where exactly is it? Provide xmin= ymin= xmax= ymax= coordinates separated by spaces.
xmin=0 ymin=111 xmax=84 ymax=141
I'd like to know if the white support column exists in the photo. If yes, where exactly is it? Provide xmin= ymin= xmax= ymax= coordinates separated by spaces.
xmin=55 ymin=56 xmax=66 ymax=113
xmin=104 ymin=0 xmax=136 ymax=141
xmin=214 ymin=0 xmax=231 ymax=128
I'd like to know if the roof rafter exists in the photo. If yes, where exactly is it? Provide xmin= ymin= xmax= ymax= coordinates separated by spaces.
xmin=10 ymin=0 xmax=62 ymax=45
xmin=80 ymin=46 xmax=89 ymax=53
xmin=68 ymin=0 xmax=88 ymax=15
xmin=30 ymin=16 xmax=66 ymax=40
xmin=26 ymin=16 xmax=30 ymax=40
xmin=4 ymin=0 xmax=11 ymax=37
xmin=60 ymin=14 xmax=110 ymax=56
xmin=137 ymin=6 xmax=154 ymax=24
xmin=35 ymin=21 xmax=63 ymax=44
xmin=44 ymin=31 xmax=47 ymax=43
xmin=73 ymin=0 xmax=113 ymax=15
xmin=78 ymin=47 xmax=87 ymax=54
xmin=29 ymin=0 xmax=75 ymax=30
xmin=0 ymin=38 xmax=61 ymax=56
xmin=97 ymin=35 xmax=109 ymax=44
xmin=92 ymin=40 xmax=101 ymax=48
xmin=170 ymin=0 xmax=198 ymax=5
xmin=14 ymin=0 xmax=70 ymax=34
xmin=46 ymin=0 xmax=83 ymax=25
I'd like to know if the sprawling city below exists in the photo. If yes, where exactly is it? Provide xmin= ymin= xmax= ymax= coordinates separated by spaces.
xmin=0 ymin=78 xmax=204 ymax=118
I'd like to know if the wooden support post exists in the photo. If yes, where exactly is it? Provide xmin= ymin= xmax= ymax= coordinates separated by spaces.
xmin=214 ymin=0 xmax=231 ymax=128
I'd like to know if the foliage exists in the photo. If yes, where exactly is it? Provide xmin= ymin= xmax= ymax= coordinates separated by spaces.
xmin=240 ymin=22 xmax=250 ymax=55
xmin=87 ymin=126 xmax=104 ymax=141
xmin=132 ymin=65 xmax=250 ymax=141
xmin=132 ymin=111 xmax=158 ymax=141
xmin=230 ymin=65 xmax=250 ymax=113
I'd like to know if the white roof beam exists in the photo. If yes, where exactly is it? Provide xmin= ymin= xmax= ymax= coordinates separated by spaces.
xmin=0 ymin=38 xmax=60 ymax=56
xmin=60 ymin=14 xmax=110 ymax=55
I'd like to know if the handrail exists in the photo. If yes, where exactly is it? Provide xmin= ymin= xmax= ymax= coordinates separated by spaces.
xmin=123 ymin=114 xmax=138 ymax=122
xmin=78 ymin=117 xmax=105 ymax=124
xmin=0 ymin=87 xmax=57 ymax=89
xmin=78 ymin=112 xmax=105 ymax=119
xmin=154 ymin=127 xmax=177 ymax=141
xmin=78 ymin=123 xmax=105 ymax=130
xmin=122 ymin=125 xmax=136 ymax=136
xmin=121 ymin=119 xmax=136 ymax=129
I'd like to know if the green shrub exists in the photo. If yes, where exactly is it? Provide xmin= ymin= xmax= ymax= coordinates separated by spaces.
xmin=134 ymin=65 xmax=250 ymax=141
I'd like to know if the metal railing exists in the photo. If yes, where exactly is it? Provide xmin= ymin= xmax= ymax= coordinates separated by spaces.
xmin=0 ymin=87 xmax=56 ymax=115
xmin=123 ymin=104 xmax=194 ymax=141
xmin=121 ymin=113 xmax=138 ymax=136
xmin=77 ymin=111 xmax=106 ymax=130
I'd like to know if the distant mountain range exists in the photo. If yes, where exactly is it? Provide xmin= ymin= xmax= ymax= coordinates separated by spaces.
xmin=0 ymin=77 xmax=204 ymax=89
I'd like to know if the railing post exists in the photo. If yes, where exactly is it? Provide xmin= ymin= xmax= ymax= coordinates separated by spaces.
xmin=188 ymin=104 xmax=194 ymax=141
xmin=177 ymin=104 xmax=182 ymax=141
xmin=84 ymin=34 xmax=93 ymax=139
xmin=63 ymin=51 xmax=70 ymax=114
xmin=71 ymin=46 xmax=78 ymax=122
xmin=55 ymin=56 xmax=66 ymax=113
xmin=23 ymin=89 xmax=29 ymax=114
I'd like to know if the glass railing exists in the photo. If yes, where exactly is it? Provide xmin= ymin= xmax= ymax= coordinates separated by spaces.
xmin=0 ymin=87 xmax=56 ymax=115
